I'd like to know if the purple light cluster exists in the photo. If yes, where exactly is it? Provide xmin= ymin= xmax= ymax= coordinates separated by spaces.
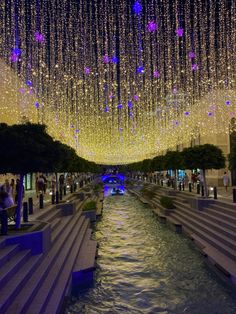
xmin=154 ymin=70 xmax=160 ymax=78
xmin=34 ymin=31 xmax=45 ymax=42
xmin=147 ymin=21 xmax=158 ymax=32
xmin=176 ymin=28 xmax=184 ymax=37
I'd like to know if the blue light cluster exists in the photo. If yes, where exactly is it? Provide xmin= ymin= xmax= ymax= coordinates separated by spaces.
xmin=133 ymin=1 xmax=142 ymax=15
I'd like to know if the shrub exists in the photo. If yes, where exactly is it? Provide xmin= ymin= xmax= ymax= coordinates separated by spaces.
xmin=93 ymin=184 xmax=100 ymax=191
xmin=83 ymin=201 xmax=97 ymax=211
xmin=160 ymin=196 xmax=175 ymax=209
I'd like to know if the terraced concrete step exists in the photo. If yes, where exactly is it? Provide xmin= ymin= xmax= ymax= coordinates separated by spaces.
xmin=172 ymin=209 xmax=236 ymax=250
xmin=170 ymin=213 xmax=236 ymax=262
xmin=199 ymin=209 xmax=236 ymax=232
xmin=5 ymin=214 xmax=85 ymax=314
xmin=191 ymin=233 xmax=236 ymax=280
xmin=203 ymin=246 xmax=236 ymax=280
xmin=212 ymin=201 xmax=236 ymax=211
xmin=174 ymin=200 xmax=236 ymax=240
xmin=208 ymin=203 xmax=236 ymax=217
xmin=73 ymin=229 xmax=97 ymax=272
xmin=42 ymin=221 xmax=90 ymax=314
xmin=0 ymin=249 xmax=31 ymax=289
xmin=50 ymin=217 xmax=61 ymax=232
xmin=40 ymin=208 xmax=62 ymax=223
xmin=0 ymin=244 xmax=19 ymax=267
xmin=25 ymin=219 xmax=89 ymax=314
xmin=203 ymin=207 xmax=236 ymax=224
xmin=33 ymin=205 xmax=56 ymax=221
xmin=51 ymin=215 xmax=74 ymax=243
xmin=0 ymin=253 xmax=43 ymax=312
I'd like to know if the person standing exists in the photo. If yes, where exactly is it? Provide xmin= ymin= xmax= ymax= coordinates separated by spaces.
xmin=0 ymin=191 xmax=14 ymax=235
xmin=222 ymin=172 xmax=230 ymax=192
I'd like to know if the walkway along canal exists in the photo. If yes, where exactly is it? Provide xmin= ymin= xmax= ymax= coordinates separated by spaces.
xmin=65 ymin=192 xmax=236 ymax=314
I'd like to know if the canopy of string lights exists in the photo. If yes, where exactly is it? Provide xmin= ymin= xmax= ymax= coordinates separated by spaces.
xmin=0 ymin=0 xmax=235 ymax=164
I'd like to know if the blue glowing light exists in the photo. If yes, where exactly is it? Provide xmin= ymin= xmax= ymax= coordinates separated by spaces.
xmin=226 ymin=100 xmax=230 ymax=106
xmin=111 ymin=56 xmax=119 ymax=63
xmin=12 ymin=47 xmax=21 ymax=55
xmin=35 ymin=102 xmax=40 ymax=108
xmin=26 ymin=80 xmax=32 ymax=87
xmin=117 ymin=103 xmax=123 ymax=109
xmin=133 ymin=1 xmax=142 ymax=15
xmin=128 ymin=100 xmax=133 ymax=108
xmin=137 ymin=66 xmax=144 ymax=74
xmin=104 ymin=107 xmax=109 ymax=112
xmin=102 ymin=174 xmax=125 ymax=183
xmin=185 ymin=111 xmax=189 ymax=116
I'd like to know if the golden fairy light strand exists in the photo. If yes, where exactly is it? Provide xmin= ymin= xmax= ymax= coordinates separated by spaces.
xmin=0 ymin=0 xmax=235 ymax=164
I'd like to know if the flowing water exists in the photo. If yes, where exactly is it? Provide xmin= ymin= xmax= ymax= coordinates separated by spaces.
xmin=65 ymin=191 xmax=236 ymax=314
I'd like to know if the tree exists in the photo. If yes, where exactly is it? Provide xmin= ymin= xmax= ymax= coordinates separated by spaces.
xmin=141 ymin=159 xmax=152 ymax=173
xmin=163 ymin=151 xmax=184 ymax=189
xmin=150 ymin=155 xmax=165 ymax=172
xmin=0 ymin=123 xmax=66 ymax=229
xmin=182 ymin=144 xmax=225 ymax=197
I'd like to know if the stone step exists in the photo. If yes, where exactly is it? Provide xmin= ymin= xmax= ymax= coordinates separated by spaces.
xmin=0 ymin=253 xmax=43 ymax=312
xmin=26 ymin=219 xmax=90 ymax=314
xmin=170 ymin=213 xmax=236 ymax=262
xmin=73 ymin=230 xmax=97 ymax=272
xmin=50 ymin=217 xmax=61 ymax=232
xmin=173 ymin=209 xmax=236 ymax=250
xmin=5 ymin=214 xmax=85 ymax=314
xmin=0 ymin=244 xmax=20 ymax=268
xmin=191 ymin=233 xmax=236 ymax=282
xmin=51 ymin=215 xmax=75 ymax=243
xmin=173 ymin=195 xmax=236 ymax=224
xmin=33 ymin=205 xmax=56 ymax=221
xmin=174 ymin=200 xmax=236 ymax=239
xmin=0 ymin=249 xmax=31 ymax=289
xmin=42 ymin=221 xmax=91 ymax=314
xmin=40 ymin=207 xmax=61 ymax=223
xmin=174 ymin=194 xmax=191 ymax=204
xmin=203 ymin=207 xmax=236 ymax=225
xmin=200 ymin=209 xmax=236 ymax=232
xmin=208 ymin=203 xmax=236 ymax=218
xmin=212 ymin=200 xmax=236 ymax=212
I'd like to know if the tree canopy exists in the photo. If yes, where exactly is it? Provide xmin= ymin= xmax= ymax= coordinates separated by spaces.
xmin=182 ymin=144 xmax=225 ymax=171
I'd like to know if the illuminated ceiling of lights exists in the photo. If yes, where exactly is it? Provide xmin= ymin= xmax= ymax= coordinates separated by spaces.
xmin=0 ymin=0 xmax=235 ymax=164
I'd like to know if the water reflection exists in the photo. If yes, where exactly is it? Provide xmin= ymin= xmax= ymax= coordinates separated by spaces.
xmin=66 ymin=193 xmax=236 ymax=314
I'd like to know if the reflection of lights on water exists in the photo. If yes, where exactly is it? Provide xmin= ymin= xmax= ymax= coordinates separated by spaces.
xmin=104 ymin=185 xmax=125 ymax=197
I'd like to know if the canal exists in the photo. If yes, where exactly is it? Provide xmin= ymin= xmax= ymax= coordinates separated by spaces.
xmin=65 ymin=192 xmax=236 ymax=313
